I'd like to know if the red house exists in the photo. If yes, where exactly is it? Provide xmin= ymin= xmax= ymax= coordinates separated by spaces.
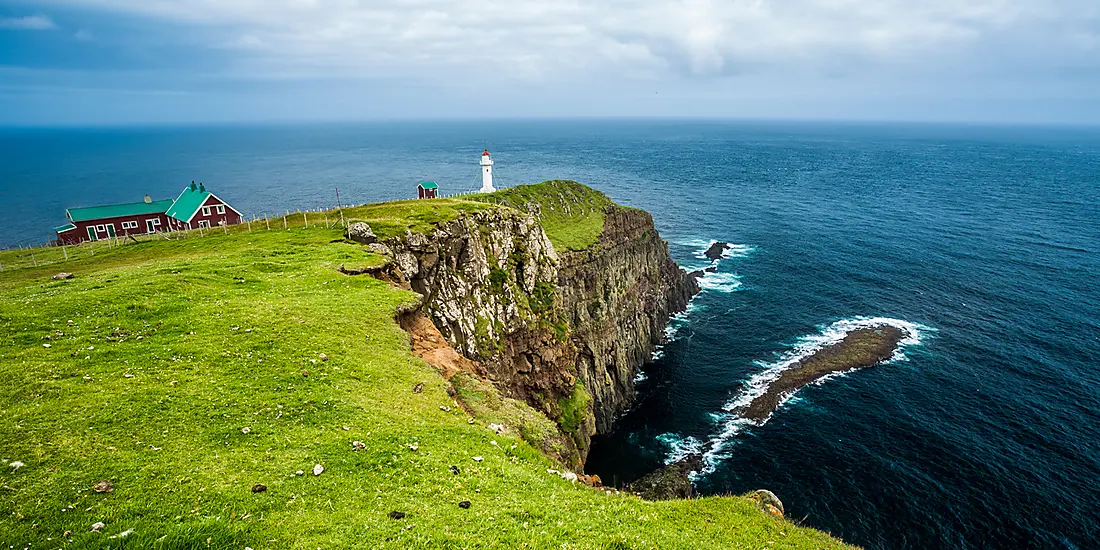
xmin=417 ymin=181 xmax=439 ymax=199
xmin=55 ymin=182 xmax=243 ymax=245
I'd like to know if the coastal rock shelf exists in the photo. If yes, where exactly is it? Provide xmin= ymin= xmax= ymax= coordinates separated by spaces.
xmin=739 ymin=325 xmax=906 ymax=423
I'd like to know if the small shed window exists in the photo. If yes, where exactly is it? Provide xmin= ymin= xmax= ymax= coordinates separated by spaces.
xmin=216 ymin=205 xmax=226 ymax=214
xmin=202 ymin=206 xmax=212 ymax=216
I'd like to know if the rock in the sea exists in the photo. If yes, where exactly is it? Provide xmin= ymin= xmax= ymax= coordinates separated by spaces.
xmin=704 ymin=242 xmax=731 ymax=262
xmin=630 ymin=455 xmax=702 ymax=501
xmin=748 ymin=489 xmax=785 ymax=518
xmin=344 ymin=222 xmax=377 ymax=244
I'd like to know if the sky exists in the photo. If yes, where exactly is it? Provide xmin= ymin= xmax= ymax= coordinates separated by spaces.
xmin=1 ymin=0 xmax=1098 ymax=126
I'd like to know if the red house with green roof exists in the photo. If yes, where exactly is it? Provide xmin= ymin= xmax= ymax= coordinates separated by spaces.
xmin=55 ymin=182 xmax=243 ymax=245
xmin=417 ymin=181 xmax=438 ymax=199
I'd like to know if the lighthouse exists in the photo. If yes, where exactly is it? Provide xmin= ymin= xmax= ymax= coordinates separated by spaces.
xmin=479 ymin=149 xmax=495 ymax=193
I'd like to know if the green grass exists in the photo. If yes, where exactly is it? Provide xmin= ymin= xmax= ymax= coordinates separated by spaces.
xmin=472 ymin=181 xmax=614 ymax=251
xmin=340 ymin=198 xmax=497 ymax=239
xmin=0 ymin=204 xmax=852 ymax=548
xmin=557 ymin=381 xmax=589 ymax=438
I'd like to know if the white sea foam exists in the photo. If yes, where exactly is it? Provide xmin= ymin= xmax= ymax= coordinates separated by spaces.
xmin=656 ymin=433 xmax=703 ymax=465
xmin=649 ymin=347 xmax=665 ymax=361
xmin=696 ymin=272 xmax=744 ymax=293
xmin=663 ymin=302 xmax=704 ymax=340
xmin=697 ymin=317 xmax=933 ymax=476
xmin=634 ymin=369 xmax=649 ymax=383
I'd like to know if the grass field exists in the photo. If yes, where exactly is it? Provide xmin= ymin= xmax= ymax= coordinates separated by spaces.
xmin=0 ymin=195 xmax=852 ymax=549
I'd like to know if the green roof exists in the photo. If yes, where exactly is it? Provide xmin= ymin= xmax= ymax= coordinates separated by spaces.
xmin=67 ymin=199 xmax=174 ymax=223
xmin=54 ymin=223 xmax=77 ymax=233
xmin=165 ymin=184 xmax=212 ymax=222
xmin=418 ymin=181 xmax=439 ymax=190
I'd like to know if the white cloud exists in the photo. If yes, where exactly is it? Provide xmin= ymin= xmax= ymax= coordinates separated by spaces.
xmin=0 ymin=15 xmax=57 ymax=30
xmin=74 ymin=29 xmax=94 ymax=41
xmin=36 ymin=0 xmax=1100 ymax=84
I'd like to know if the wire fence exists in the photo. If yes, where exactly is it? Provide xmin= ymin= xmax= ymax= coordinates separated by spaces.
xmin=0 ymin=188 xmax=507 ymax=273
xmin=0 ymin=206 xmax=355 ymax=273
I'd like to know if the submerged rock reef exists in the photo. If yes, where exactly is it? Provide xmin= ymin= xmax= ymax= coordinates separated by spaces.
xmin=738 ymin=325 xmax=905 ymax=422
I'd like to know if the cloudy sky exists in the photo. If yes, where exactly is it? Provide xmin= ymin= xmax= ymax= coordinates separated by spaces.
xmin=1 ymin=0 xmax=1098 ymax=125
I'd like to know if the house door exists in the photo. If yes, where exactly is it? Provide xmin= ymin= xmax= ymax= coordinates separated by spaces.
xmin=106 ymin=224 xmax=117 ymax=238
xmin=86 ymin=227 xmax=98 ymax=241
xmin=146 ymin=220 xmax=156 ymax=233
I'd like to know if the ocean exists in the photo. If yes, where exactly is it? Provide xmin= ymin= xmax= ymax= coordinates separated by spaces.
xmin=2 ymin=120 xmax=1099 ymax=549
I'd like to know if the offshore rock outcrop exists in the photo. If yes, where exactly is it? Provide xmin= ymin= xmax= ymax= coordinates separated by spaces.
xmin=377 ymin=201 xmax=698 ymax=464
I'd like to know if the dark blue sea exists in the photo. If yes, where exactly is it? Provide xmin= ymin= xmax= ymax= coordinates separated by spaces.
xmin=2 ymin=121 xmax=1099 ymax=549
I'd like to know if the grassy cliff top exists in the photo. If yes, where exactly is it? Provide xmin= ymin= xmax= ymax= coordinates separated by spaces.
xmin=304 ymin=180 xmax=612 ymax=252
xmin=340 ymin=198 xmax=497 ymax=239
xmin=0 ymin=199 xmax=850 ymax=549
xmin=471 ymin=180 xmax=614 ymax=251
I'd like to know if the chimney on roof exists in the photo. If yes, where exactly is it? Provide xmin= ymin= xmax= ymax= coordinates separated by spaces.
xmin=190 ymin=181 xmax=197 ymax=191
xmin=199 ymin=182 xmax=206 ymax=192
xmin=144 ymin=194 xmax=152 ymax=204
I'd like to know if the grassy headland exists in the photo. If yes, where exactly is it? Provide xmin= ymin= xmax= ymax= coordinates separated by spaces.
xmin=0 ymin=185 xmax=852 ymax=549
xmin=472 ymin=180 xmax=613 ymax=251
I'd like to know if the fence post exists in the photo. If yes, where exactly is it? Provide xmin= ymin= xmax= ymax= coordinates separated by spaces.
xmin=62 ymin=246 xmax=68 ymax=261
xmin=324 ymin=213 xmax=329 ymax=227
xmin=304 ymin=212 xmax=308 ymax=228
xmin=265 ymin=215 xmax=270 ymax=231
xmin=283 ymin=216 xmax=287 ymax=230
xmin=199 ymin=226 xmax=204 ymax=237
xmin=32 ymin=254 xmax=37 ymax=267
xmin=247 ymin=220 xmax=252 ymax=232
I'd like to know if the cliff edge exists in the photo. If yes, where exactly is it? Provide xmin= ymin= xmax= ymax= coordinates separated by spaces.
xmin=364 ymin=181 xmax=698 ymax=466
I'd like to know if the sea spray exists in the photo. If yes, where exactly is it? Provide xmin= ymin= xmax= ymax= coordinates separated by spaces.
xmin=656 ymin=433 xmax=704 ymax=465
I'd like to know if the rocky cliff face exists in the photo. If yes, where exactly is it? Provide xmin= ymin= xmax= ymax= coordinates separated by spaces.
xmin=556 ymin=207 xmax=698 ymax=436
xmin=378 ymin=201 xmax=698 ymax=465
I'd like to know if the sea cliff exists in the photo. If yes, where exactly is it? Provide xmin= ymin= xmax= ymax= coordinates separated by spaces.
xmin=368 ymin=181 xmax=699 ymax=465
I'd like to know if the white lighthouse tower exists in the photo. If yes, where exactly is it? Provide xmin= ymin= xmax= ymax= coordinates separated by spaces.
xmin=479 ymin=149 xmax=495 ymax=193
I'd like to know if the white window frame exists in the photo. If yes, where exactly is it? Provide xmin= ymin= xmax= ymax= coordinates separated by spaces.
xmin=121 ymin=221 xmax=138 ymax=230
xmin=198 ymin=220 xmax=211 ymax=228
xmin=96 ymin=224 xmax=105 ymax=232
xmin=202 ymin=206 xmax=211 ymax=216
xmin=216 ymin=205 xmax=226 ymax=214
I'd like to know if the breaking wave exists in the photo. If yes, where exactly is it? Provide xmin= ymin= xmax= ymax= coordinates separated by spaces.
xmin=656 ymin=433 xmax=704 ymax=465
xmin=696 ymin=317 xmax=933 ymax=476
xmin=696 ymin=272 xmax=743 ymax=293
